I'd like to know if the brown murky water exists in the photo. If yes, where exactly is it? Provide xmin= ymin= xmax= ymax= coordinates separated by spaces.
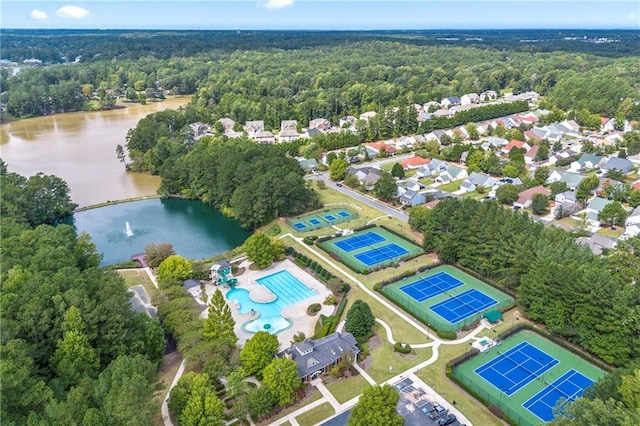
xmin=1 ymin=97 xmax=191 ymax=208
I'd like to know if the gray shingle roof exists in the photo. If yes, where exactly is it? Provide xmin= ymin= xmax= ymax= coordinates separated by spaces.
xmin=279 ymin=332 xmax=359 ymax=379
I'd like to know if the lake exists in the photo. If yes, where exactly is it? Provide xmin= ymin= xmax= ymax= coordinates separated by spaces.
xmin=72 ymin=198 xmax=251 ymax=266
xmin=0 ymin=97 xmax=191 ymax=208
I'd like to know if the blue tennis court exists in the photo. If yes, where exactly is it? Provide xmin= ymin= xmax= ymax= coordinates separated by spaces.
xmin=293 ymin=223 xmax=306 ymax=229
xmin=430 ymin=289 xmax=497 ymax=323
xmin=523 ymin=369 xmax=594 ymax=422
xmin=475 ymin=342 xmax=559 ymax=396
xmin=400 ymin=272 xmax=464 ymax=302
xmin=338 ymin=211 xmax=350 ymax=217
xmin=309 ymin=218 xmax=322 ymax=225
xmin=334 ymin=231 xmax=386 ymax=252
xmin=324 ymin=214 xmax=337 ymax=221
xmin=354 ymin=243 xmax=409 ymax=266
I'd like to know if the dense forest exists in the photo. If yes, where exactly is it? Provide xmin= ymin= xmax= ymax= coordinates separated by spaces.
xmin=0 ymin=162 xmax=165 ymax=425
xmin=2 ymin=30 xmax=639 ymax=122
xmin=409 ymin=198 xmax=640 ymax=366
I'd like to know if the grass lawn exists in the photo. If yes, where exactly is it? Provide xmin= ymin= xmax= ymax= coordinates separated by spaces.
xmin=366 ymin=323 xmax=433 ymax=383
xmin=553 ymin=216 xmax=581 ymax=230
xmin=436 ymin=179 xmax=463 ymax=193
xmin=295 ymin=402 xmax=335 ymax=426
xmin=325 ymin=375 xmax=371 ymax=404
xmin=596 ymin=225 xmax=625 ymax=238
xmin=461 ymin=191 xmax=485 ymax=200
xmin=119 ymin=269 xmax=149 ymax=288
xmin=415 ymin=344 xmax=503 ymax=426
xmin=260 ymin=391 xmax=322 ymax=425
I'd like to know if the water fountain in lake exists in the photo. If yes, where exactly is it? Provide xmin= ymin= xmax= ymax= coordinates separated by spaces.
xmin=125 ymin=221 xmax=133 ymax=237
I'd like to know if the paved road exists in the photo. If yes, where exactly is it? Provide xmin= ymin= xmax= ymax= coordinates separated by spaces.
xmin=307 ymin=155 xmax=413 ymax=222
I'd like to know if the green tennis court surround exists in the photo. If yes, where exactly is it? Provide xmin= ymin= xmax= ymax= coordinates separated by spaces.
xmin=452 ymin=330 xmax=605 ymax=426
xmin=287 ymin=207 xmax=358 ymax=232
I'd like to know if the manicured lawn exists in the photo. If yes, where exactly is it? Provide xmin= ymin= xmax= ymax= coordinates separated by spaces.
xmin=416 ymin=344 xmax=503 ymax=426
xmin=436 ymin=179 xmax=463 ymax=192
xmin=461 ymin=191 xmax=485 ymax=200
xmin=260 ymin=391 xmax=322 ymax=425
xmin=596 ymin=225 xmax=625 ymax=238
xmin=366 ymin=323 xmax=433 ymax=383
xmin=119 ymin=269 xmax=149 ymax=288
xmin=325 ymin=375 xmax=371 ymax=404
xmin=553 ymin=217 xmax=581 ymax=230
xmin=295 ymin=402 xmax=335 ymax=426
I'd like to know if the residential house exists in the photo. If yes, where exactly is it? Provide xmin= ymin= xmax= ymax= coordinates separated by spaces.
xmin=625 ymin=206 xmax=640 ymax=227
xmin=436 ymin=165 xmax=468 ymax=184
xmin=400 ymin=190 xmax=427 ymax=206
xmin=279 ymin=120 xmax=300 ymax=142
xmin=481 ymin=136 xmax=509 ymax=151
xmin=396 ymin=180 xmax=423 ymax=197
xmin=441 ymin=96 xmax=461 ymax=109
xmin=308 ymin=118 xmax=332 ymax=131
xmin=480 ymin=90 xmax=498 ymax=102
xmin=217 ymin=118 xmax=236 ymax=134
xmin=460 ymin=172 xmax=497 ymax=193
xmin=557 ymin=172 xmax=585 ymax=191
xmin=210 ymin=260 xmax=233 ymax=285
xmin=304 ymin=128 xmax=322 ymax=139
xmin=254 ymin=130 xmax=275 ymax=144
xmin=432 ymin=109 xmax=455 ymax=118
xmin=554 ymin=190 xmax=581 ymax=217
xmin=628 ymin=153 xmax=640 ymax=168
xmin=524 ymin=145 xmax=540 ymax=164
xmin=245 ymin=120 xmax=264 ymax=138
xmin=576 ymin=197 xmax=613 ymax=226
xmin=601 ymin=157 xmax=633 ymax=174
xmin=460 ymin=93 xmax=480 ymax=105
xmin=401 ymin=155 xmax=430 ymax=170
xmin=501 ymin=140 xmax=532 ymax=155
xmin=396 ymin=136 xmax=417 ymax=149
xmin=422 ymin=101 xmax=440 ymax=111
xmin=422 ymin=159 xmax=449 ymax=177
xmin=548 ymin=149 xmax=579 ymax=166
xmin=347 ymin=166 xmax=383 ymax=190
xmin=359 ymin=111 xmax=377 ymax=122
xmin=514 ymin=112 xmax=540 ymax=125
xmin=524 ymin=128 xmax=545 ymax=142
xmin=297 ymin=158 xmax=318 ymax=172
xmin=278 ymin=332 xmax=359 ymax=382
xmin=364 ymin=141 xmax=396 ymax=158
xmin=604 ymin=132 xmax=625 ymax=145
xmin=575 ymin=234 xmax=617 ymax=255
xmin=339 ymin=116 xmax=358 ymax=129
xmin=515 ymin=185 xmax=551 ymax=208
xmin=601 ymin=118 xmax=616 ymax=132
xmin=569 ymin=153 xmax=603 ymax=173
xmin=425 ymin=129 xmax=448 ymax=143
xmin=188 ymin=122 xmax=211 ymax=140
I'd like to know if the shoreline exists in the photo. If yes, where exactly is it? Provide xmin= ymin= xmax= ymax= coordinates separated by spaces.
xmin=74 ymin=194 xmax=163 ymax=212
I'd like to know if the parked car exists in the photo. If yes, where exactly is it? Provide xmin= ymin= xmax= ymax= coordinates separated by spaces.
xmin=336 ymin=182 xmax=343 ymax=187
xmin=438 ymin=413 xmax=457 ymax=425
xmin=428 ymin=405 xmax=448 ymax=420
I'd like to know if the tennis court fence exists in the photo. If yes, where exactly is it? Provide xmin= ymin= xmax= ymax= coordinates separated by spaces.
xmin=381 ymin=289 xmax=515 ymax=333
xmin=318 ymin=240 xmax=423 ymax=273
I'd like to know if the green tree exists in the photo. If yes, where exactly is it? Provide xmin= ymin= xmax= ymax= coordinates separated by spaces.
xmin=168 ymin=372 xmax=212 ymax=420
xmin=628 ymin=189 xmax=640 ymax=208
xmin=598 ymin=201 xmax=628 ymax=226
xmin=408 ymin=205 xmax=431 ymax=232
xmin=348 ymin=385 xmax=403 ymax=426
xmin=373 ymin=172 xmax=398 ymax=201
xmin=203 ymin=289 xmax=237 ymax=347
xmin=51 ymin=307 xmax=100 ymax=391
xmin=536 ymin=144 xmax=550 ymax=161
xmin=531 ymin=193 xmax=550 ymax=215
xmin=157 ymin=255 xmax=193 ymax=284
xmin=576 ymin=175 xmax=600 ymax=202
xmin=345 ymin=300 xmax=375 ymax=341
xmin=115 ymin=144 xmax=128 ymax=169
xmin=549 ymin=181 xmax=570 ymax=197
xmin=226 ymin=369 xmax=248 ymax=398
xmin=244 ymin=232 xmax=284 ymax=269
xmin=144 ymin=242 xmax=174 ymax=268
xmin=329 ymin=158 xmax=348 ymax=181
xmin=261 ymin=357 xmax=301 ymax=407
xmin=551 ymin=397 xmax=640 ymax=425
xmin=496 ymin=184 xmax=519 ymax=205
xmin=180 ymin=386 xmax=225 ymax=426
xmin=344 ymin=173 xmax=361 ymax=189
xmin=325 ymin=151 xmax=338 ymax=165
xmin=502 ymin=164 xmax=520 ymax=178
xmin=390 ymin=162 xmax=405 ymax=178
xmin=239 ymin=331 xmax=279 ymax=378
xmin=246 ymin=386 xmax=273 ymax=419
xmin=534 ymin=166 xmax=550 ymax=185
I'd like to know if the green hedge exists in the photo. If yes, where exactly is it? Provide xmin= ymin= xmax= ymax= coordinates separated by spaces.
xmin=393 ymin=342 xmax=412 ymax=354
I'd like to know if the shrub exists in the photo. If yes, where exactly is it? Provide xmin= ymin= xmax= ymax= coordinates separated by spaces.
xmin=310 ymin=261 xmax=318 ymax=270
xmin=342 ymin=283 xmax=351 ymax=294
xmin=303 ymin=237 xmax=314 ymax=245
xmin=307 ymin=303 xmax=322 ymax=316
xmin=436 ymin=330 xmax=457 ymax=340
xmin=335 ymin=297 xmax=348 ymax=318
xmin=324 ymin=295 xmax=338 ymax=305
xmin=361 ymin=269 xmax=370 ymax=275
xmin=393 ymin=342 xmax=412 ymax=354
xmin=284 ymin=246 xmax=294 ymax=256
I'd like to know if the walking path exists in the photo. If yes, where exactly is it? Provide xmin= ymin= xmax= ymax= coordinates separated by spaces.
xmin=161 ymin=359 xmax=186 ymax=426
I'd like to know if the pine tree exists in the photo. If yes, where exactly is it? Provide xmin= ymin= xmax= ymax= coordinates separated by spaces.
xmin=204 ymin=289 xmax=237 ymax=347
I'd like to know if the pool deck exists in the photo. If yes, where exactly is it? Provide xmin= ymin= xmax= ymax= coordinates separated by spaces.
xmin=203 ymin=258 xmax=333 ymax=347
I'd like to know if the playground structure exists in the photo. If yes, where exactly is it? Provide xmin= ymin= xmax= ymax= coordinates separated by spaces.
xmin=210 ymin=260 xmax=238 ymax=286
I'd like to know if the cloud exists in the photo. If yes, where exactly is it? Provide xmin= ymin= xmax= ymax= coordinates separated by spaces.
xmin=29 ymin=9 xmax=48 ymax=21
xmin=56 ymin=5 xmax=90 ymax=19
xmin=263 ymin=0 xmax=294 ymax=10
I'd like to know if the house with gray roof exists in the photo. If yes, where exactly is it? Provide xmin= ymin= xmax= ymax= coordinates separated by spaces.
xmin=400 ymin=190 xmax=426 ymax=206
xmin=481 ymin=136 xmax=509 ymax=150
xmin=297 ymin=158 xmax=318 ymax=172
xmin=347 ymin=166 xmax=383 ymax=190
xmin=569 ymin=153 xmax=603 ymax=173
xmin=441 ymin=96 xmax=461 ymax=109
xmin=575 ymin=196 xmax=614 ymax=225
xmin=576 ymin=234 xmax=617 ymax=255
xmin=460 ymin=172 xmax=496 ymax=193
xmin=436 ymin=165 xmax=468 ymax=184
xmin=559 ymin=172 xmax=585 ymax=191
xmin=601 ymin=157 xmax=633 ymax=174
xmin=279 ymin=332 xmax=359 ymax=382
xmin=245 ymin=120 xmax=265 ymax=137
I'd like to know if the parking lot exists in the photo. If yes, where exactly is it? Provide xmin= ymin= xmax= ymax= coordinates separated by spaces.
xmin=394 ymin=378 xmax=465 ymax=426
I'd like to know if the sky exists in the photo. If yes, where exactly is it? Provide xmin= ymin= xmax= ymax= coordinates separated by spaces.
xmin=2 ymin=1 xmax=639 ymax=30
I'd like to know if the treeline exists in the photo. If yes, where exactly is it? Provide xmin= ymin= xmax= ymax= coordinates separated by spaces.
xmin=418 ymin=100 xmax=529 ymax=133
xmin=1 ymin=165 xmax=165 ymax=424
xmin=3 ymin=36 xmax=639 ymax=121
xmin=125 ymin=118 xmax=320 ymax=229
xmin=409 ymin=198 xmax=640 ymax=366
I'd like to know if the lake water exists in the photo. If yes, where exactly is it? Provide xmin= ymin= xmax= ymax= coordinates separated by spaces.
xmin=72 ymin=198 xmax=250 ymax=266
xmin=0 ymin=97 xmax=191 ymax=208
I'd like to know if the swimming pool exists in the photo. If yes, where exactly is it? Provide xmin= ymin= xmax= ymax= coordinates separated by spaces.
xmin=226 ymin=270 xmax=317 ymax=334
